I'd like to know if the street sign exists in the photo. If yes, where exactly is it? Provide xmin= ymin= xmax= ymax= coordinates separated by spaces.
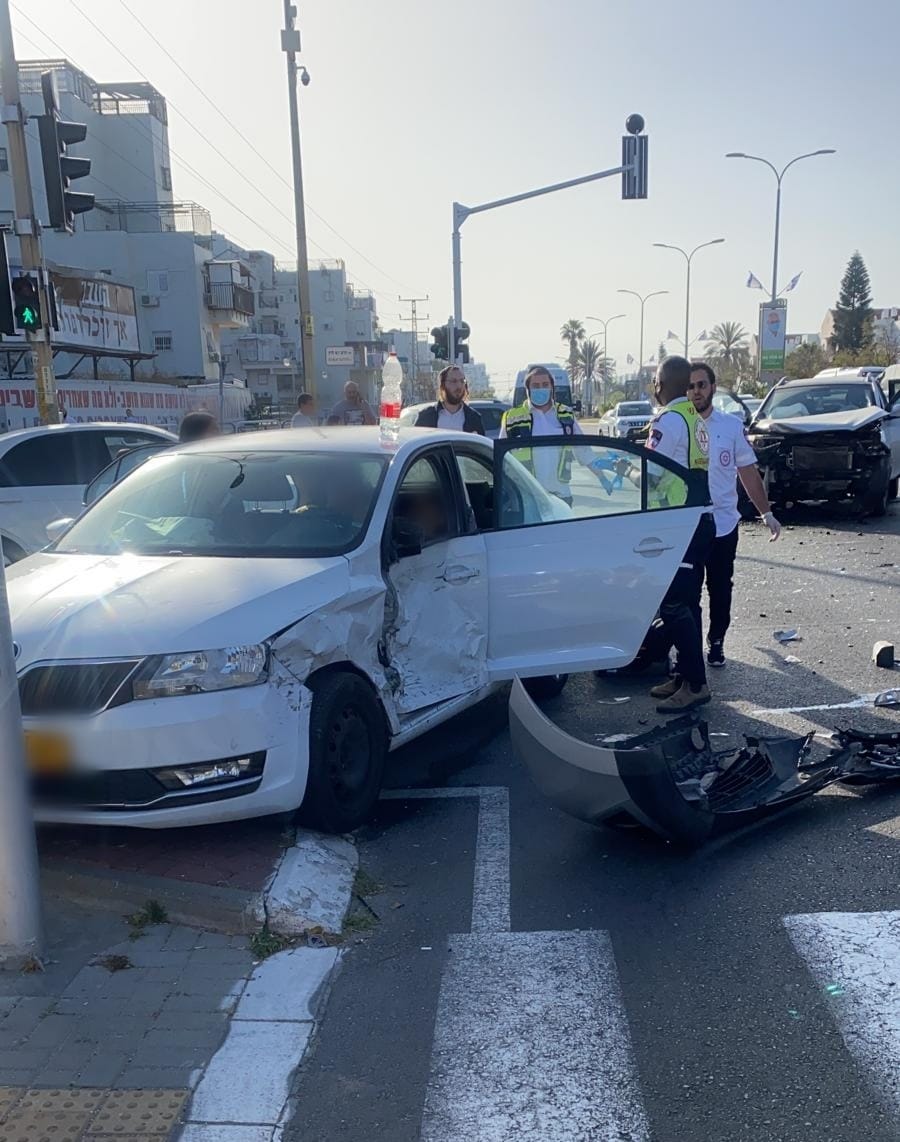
xmin=325 ymin=346 xmax=355 ymax=367
xmin=759 ymin=299 xmax=787 ymax=372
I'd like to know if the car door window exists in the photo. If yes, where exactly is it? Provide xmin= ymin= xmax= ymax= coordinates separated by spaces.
xmin=494 ymin=437 xmax=703 ymax=529
xmin=391 ymin=452 xmax=457 ymax=552
xmin=454 ymin=451 xmax=495 ymax=531
xmin=0 ymin=434 xmax=80 ymax=487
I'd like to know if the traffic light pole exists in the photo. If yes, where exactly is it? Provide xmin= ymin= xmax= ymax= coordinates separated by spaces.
xmin=0 ymin=0 xmax=44 ymax=969
xmin=451 ymin=162 xmax=627 ymax=363
xmin=281 ymin=1 xmax=316 ymax=400
xmin=0 ymin=0 xmax=60 ymax=425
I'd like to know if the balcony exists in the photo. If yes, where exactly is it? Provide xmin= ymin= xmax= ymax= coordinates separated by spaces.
xmin=205 ymin=282 xmax=255 ymax=317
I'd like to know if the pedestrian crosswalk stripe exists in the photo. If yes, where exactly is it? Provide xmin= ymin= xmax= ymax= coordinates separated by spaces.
xmin=785 ymin=910 xmax=900 ymax=1119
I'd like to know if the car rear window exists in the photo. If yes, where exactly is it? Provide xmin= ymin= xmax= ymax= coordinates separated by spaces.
xmin=617 ymin=403 xmax=652 ymax=417
xmin=54 ymin=450 xmax=388 ymax=558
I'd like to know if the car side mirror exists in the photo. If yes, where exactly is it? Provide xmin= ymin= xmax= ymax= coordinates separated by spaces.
xmin=46 ymin=518 xmax=74 ymax=544
xmin=391 ymin=518 xmax=423 ymax=561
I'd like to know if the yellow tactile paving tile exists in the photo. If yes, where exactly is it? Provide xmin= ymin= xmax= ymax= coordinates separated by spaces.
xmin=0 ymin=1087 xmax=187 ymax=1141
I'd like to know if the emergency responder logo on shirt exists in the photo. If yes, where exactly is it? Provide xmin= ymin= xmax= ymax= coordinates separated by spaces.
xmin=720 ymin=449 xmax=732 ymax=467
xmin=694 ymin=418 xmax=710 ymax=456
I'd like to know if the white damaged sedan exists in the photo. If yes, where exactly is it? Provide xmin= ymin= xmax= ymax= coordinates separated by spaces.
xmin=8 ymin=427 xmax=706 ymax=830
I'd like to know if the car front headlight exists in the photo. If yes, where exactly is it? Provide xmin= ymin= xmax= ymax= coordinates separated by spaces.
xmin=132 ymin=644 xmax=268 ymax=700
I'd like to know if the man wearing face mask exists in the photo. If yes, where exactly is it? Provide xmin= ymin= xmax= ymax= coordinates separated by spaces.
xmin=414 ymin=366 xmax=485 ymax=434
xmin=499 ymin=366 xmax=594 ymax=506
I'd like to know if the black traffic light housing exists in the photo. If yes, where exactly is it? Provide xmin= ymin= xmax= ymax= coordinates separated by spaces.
xmin=12 ymin=274 xmax=41 ymax=332
xmin=430 ymin=324 xmax=449 ymax=361
xmin=455 ymin=321 xmax=471 ymax=364
xmin=37 ymin=71 xmax=94 ymax=232
xmin=622 ymin=113 xmax=648 ymax=200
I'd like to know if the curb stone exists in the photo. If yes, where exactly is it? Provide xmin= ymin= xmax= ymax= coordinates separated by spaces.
xmin=42 ymin=829 xmax=358 ymax=938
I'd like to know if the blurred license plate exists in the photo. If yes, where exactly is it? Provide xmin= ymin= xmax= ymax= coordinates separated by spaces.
xmin=793 ymin=446 xmax=851 ymax=471
xmin=24 ymin=731 xmax=71 ymax=775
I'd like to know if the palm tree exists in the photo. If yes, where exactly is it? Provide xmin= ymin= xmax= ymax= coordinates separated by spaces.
xmin=705 ymin=321 xmax=751 ymax=386
xmin=560 ymin=318 xmax=586 ymax=391
xmin=576 ymin=337 xmax=614 ymax=413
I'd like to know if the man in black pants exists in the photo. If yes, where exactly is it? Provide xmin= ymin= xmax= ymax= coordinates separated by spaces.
xmin=687 ymin=362 xmax=781 ymax=667
xmin=645 ymin=357 xmax=715 ymax=713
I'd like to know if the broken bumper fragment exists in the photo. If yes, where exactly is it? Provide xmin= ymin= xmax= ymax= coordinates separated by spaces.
xmin=509 ymin=679 xmax=900 ymax=845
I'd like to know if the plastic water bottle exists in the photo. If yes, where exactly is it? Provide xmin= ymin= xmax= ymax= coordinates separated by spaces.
xmin=379 ymin=350 xmax=403 ymax=446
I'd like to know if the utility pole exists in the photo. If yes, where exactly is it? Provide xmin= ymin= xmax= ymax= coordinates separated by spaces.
xmin=281 ymin=2 xmax=316 ymax=398
xmin=399 ymin=295 xmax=428 ymax=400
xmin=0 ymin=0 xmax=59 ymax=424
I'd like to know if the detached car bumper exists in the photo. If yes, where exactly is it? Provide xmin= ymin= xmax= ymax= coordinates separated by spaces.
xmin=27 ymin=681 xmax=310 ymax=828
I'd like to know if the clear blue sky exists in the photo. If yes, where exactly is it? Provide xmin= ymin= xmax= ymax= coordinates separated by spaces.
xmin=12 ymin=0 xmax=900 ymax=390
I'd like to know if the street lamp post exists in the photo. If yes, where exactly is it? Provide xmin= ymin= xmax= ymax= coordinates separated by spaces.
xmin=725 ymin=149 xmax=835 ymax=302
xmin=585 ymin=313 xmax=625 ymax=413
xmin=614 ymin=290 xmax=668 ymax=375
xmin=653 ymin=241 xmax=724 ymax=356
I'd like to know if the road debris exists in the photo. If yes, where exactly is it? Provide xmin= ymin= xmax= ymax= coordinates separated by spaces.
xmin=873 ymin=641 xmax=896 ymax=669
xmin=874 ymin=690 xmax=900 ymax=709
xmin=774 ymin=629 xmax=801 ymax=643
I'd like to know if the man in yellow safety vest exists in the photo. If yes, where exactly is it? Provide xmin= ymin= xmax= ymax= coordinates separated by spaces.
xmin=644 ymin=355 xmax=716 ymax=713
xmin=499 ymin=366 xmax=606 ymax=506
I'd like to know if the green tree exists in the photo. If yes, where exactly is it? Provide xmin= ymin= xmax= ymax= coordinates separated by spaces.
xmin=784 ymin=342 xmax=829 ymax=378
xmin=575 ymin=337 xmax=613 ymax=410
xmin=705 ymin=321 xmax=751 ymax=387
xmin=560 ymin=319 xmax=585 ymax=388
xmin=830 ymin=252 xmax=873 ymax=351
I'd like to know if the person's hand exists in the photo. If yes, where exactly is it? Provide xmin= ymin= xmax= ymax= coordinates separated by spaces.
xmin=762 ymin=510 xmax=781 ymax=542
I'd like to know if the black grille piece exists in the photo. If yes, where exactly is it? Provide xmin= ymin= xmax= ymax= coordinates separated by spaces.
xmin=18 ymin=661 xmax=140 ymax=715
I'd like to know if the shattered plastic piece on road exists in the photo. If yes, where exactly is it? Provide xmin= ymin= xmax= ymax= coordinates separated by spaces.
xmin=595 ymin=696 xmax=632 ymax=705
xmin=784 ymin=655 xmax=802 ymax=664
xmin=774 ymin=629 xmax=800 ymax=643
xmin=874 ymin=690 xmax=900 ymax=709
xmin=509 ymin=679 xmax=900 ymax=848
xmin=873 ymin=641 xmax=896 ymax=669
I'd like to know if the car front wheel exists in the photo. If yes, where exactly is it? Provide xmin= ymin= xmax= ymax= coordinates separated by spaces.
xmin=522 ymin=674 xmax=569 ymax=701
xmin=299 ymin=672 xmax=387 ymax=833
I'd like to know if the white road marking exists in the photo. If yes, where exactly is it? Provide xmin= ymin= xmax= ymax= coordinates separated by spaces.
xmin=420 ymin=929 xmax=650 ymax=1142
xmin=751 ymin=693 xmax=881 ymax=715
xmin=382 ymin=786 xmax=510 ymax=932
xmin=179 ymin=947 xmax=340 ymax=1138
xmin=785 ymin=910 xmax=900 ymax=1118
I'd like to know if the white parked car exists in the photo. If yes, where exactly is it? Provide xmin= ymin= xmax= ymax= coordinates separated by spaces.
xmin=599 ymin=401 xmax=654 ymax=439
xmin=0 ymin=423 xmax=176 ymax=563
xmin=9 ymin=427 xmax=706 ymax=831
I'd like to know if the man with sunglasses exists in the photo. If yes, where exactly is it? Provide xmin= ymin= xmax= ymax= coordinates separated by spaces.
xmin=687 ymin=362 xmax=780 ymax=668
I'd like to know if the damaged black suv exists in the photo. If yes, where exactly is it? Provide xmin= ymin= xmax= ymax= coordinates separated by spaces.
xmin=745 ymin=373 xmax=900 ymax=516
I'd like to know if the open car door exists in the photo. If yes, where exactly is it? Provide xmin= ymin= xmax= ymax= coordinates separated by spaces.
xmin=483 ymin=435 xmax=709 ymax=679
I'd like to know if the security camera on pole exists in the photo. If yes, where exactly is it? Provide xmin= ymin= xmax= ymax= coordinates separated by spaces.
xmin=450 ymin=115 xmax=649 ymax=364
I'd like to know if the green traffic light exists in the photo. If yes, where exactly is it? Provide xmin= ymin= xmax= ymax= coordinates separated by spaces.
xmin=21 ymin=306 xmax=38 ymax=329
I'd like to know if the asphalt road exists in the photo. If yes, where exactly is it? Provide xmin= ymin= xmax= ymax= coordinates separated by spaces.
xmin=285 ymin=500 xmax=900 ymax=1142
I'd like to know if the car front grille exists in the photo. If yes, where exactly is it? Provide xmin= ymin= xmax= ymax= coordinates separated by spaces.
xmin=19 ymin=660 xmax=141 ymax=715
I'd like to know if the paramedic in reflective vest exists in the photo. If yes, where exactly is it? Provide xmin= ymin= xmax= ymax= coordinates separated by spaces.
xmin=498 ymin=366 xmax=585 ymax=506
xmin=645 ymin=355 xmax=716 ymax=713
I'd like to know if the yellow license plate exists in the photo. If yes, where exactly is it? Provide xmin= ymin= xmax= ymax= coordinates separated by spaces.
xmin=24 ymin=731 xmax=72 ymax=775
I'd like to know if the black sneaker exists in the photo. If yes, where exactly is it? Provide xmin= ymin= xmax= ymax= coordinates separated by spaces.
xmin=707 ymin=640 xmax=725 ymax=668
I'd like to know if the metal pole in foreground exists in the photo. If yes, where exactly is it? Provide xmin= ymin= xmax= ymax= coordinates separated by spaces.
xmin=282 ymin=2 xmax=316 ymax=398
xmin=0 ymin=551 xmax=42 ymax=968
xmin=0 ymin=0 xmax=59 ymax=425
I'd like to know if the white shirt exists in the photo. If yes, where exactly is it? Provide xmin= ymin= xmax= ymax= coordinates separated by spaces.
xmin=499 ymin=401 xmax=584 ymax=497
xmin=437 ymin=406 xmax=466 ymax=431
xmin=645 ymin=397 xmax=692 ymax=467
xmin=291 ymin=412 xmax=313 ymax=427
xmin=702 ymin=408 xmax=757 ymax=536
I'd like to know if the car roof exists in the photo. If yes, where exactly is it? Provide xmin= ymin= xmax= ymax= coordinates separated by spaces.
xmin=777 ymin=375 xmax=873 ymax=387
xmin=0 ymin=422 xmax=176 ymax=451
xmin=174 ymin=425 xmax=495 ymax=460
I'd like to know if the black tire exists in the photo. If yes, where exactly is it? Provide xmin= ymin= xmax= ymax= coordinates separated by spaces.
xmin=889 ymin=476 xmax=899 ymax=501
xmin=521 ymin=674 xmax=569 ymax=701
xmin=863 ymin=474 xmax=891 ymax=518
xmin=299 ymin=672 xmax=387 ymax=833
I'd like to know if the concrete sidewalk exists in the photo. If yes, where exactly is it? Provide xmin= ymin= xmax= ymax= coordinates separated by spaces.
xmin=0 ymin=899 xmax=343 ymax=1141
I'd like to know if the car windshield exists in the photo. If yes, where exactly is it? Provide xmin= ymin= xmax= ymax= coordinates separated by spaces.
xmin=616 ymin=403 xmax=652 ymax=417
xmin=475 ymin=405 xmax=506 ymax=432
xmin=760 ymin=383 xmax=876 ymax=420
xmin=53 ymin=450 xmax=387 ymax=558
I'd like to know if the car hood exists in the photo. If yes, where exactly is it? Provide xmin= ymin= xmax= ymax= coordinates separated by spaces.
xmin=753 ymin=408 xmax=888 ymax=435
xmin=8 ymin=552 xmax=351 ymax=664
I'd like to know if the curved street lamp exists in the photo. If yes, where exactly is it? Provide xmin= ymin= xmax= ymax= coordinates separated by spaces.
xmin=725 ymin=149 xmax=835 ymax=303
xmin=653 ymin=240 xmax=725 ymax=355
xmin=614 ymin=290 xmax=668 ymax=373
xmin=584 ymin=313 xmax=626 ymax=411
